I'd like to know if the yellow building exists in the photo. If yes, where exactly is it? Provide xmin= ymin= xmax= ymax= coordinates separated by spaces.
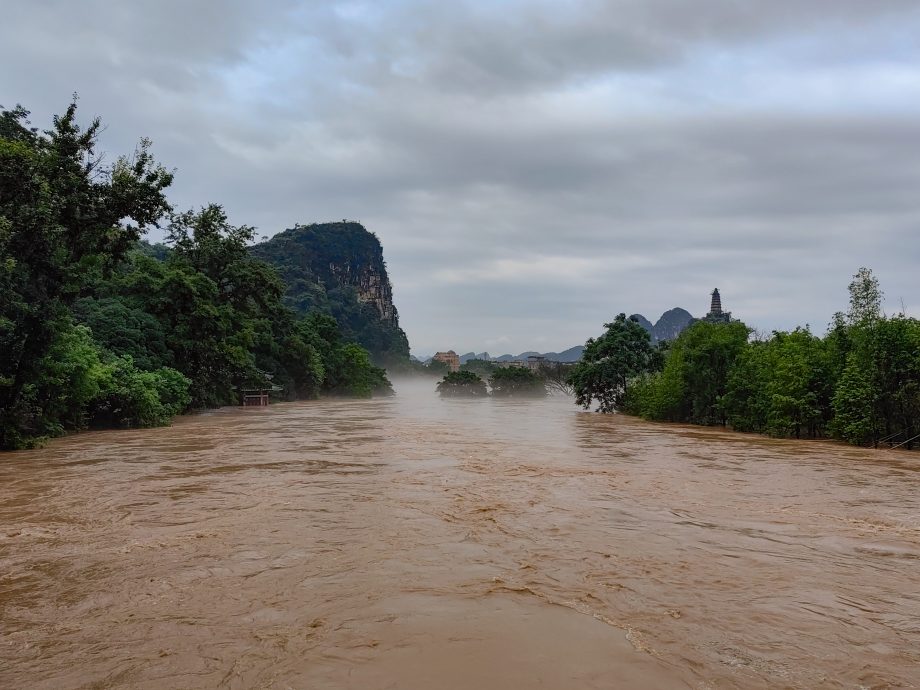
xmin=433 ymin=350 xmax=461 ymax=372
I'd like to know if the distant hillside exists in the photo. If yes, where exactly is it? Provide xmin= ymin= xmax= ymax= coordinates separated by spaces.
xmin=629 ymin=307 xmax=694 ymax=344
xmin=630 ymin=314 xmax=655 ymax=335
xmin=654 ymin=307 xmax=695 ymax=341
xmin=486 ymin=310 xmax=693 ymax=363
xmin=440 ymin=309 xmax=694 ymax=366
xmin=551 ymin=345 xmax=586 ymax=362
xmin=493 ymin=345 xmax=584 ymax=363
xmin=459 ymin=352 xmax=491 ymax=364
xmin=252 ymin=222 xmax=410 ymax=366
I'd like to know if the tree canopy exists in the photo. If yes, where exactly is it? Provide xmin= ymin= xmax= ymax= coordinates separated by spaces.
xmin=569 ymin=314 xmax=659 ymax=412
xmin=437 ymin=371 xmax=489 ymax=397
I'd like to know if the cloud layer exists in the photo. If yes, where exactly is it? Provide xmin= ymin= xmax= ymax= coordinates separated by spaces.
xmin=3 ymin=1 xmax=919 ymax=354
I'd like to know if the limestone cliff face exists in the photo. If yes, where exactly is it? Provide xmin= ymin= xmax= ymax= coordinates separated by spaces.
xmin=252 ymin=222 xmax=410 ymax=365
xmin=326 ymin=256 xmax=396 ymax=324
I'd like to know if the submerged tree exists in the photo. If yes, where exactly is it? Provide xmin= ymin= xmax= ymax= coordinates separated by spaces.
xmin=437 ymin=371 xmax=488 ymax=398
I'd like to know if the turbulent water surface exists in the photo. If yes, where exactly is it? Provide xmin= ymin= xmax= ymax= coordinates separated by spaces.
xmin=1 ymin=380 xmax=918 ymax=689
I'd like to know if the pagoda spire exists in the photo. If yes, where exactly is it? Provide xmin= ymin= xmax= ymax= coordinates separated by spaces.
xmin=710 ymin=288 xmax=722 ymax=316
xmin=705 ymin=288 xmax=731 ymax=323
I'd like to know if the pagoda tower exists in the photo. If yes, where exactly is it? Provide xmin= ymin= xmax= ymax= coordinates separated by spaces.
xmin=705 ymin=288 xmax=731 ymax=323
xmin=710 ymin=289 xmax=722 ymax=316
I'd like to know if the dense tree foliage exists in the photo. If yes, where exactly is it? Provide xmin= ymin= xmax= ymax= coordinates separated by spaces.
xmin=1 ymin=103 xmax=173 ymax=447
xmin=721 ymin=328 xmax=833 ymax=437
xmin=629 ymin=320 xmax=749 ymax=425
xmin=0 ymin=103 xmax=390 ymax=449
xmin=581 ymin=269 xmax=919 ymax=449
xmin=489 ymin=367 xmax=547 ymax=398
xmin=436 ymin=371 xmax=488 ymax=397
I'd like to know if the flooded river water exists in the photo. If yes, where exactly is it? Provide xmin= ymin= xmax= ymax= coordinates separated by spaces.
xmin=1 ymin=379 xmax=918 ymax=689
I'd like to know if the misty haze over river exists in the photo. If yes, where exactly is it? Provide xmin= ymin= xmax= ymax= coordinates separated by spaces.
xmin=2 ymin=379 xmax=918 ymax=689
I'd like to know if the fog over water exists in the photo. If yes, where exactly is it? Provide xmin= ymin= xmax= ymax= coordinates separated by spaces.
xmin=1 ymin=381 xmax=918 ymax=688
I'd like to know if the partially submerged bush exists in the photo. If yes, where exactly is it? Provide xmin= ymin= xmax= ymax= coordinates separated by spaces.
xmin=437 ymin=371 xmax=488 ymax=398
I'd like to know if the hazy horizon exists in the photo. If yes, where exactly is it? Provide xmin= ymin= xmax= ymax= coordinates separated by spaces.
xmin=4 ymin=1 xmax=918 ymax=354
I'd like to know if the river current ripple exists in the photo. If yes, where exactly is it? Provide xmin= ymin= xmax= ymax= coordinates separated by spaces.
xmin=1 ymin=379 xmax=918 ymax=689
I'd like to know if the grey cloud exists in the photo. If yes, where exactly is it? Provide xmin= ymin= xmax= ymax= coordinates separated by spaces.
xmin=340 ymin=0 xmax=920 ymax=97
xmin=3 ymin=1 xmax=919 ymax=354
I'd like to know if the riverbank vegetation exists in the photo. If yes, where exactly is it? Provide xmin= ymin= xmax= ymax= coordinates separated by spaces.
xmin=0 ymin=102 xmax=390 ymax=450
xmin=571 ymin=269 xmax=920 ymax=449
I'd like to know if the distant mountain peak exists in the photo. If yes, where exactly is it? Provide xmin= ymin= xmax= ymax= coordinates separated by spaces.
xmin=459 ymin=352 xmax=491 ymax=364
xmin=630 ymin=307 xmax=694 ymax=344
xmin=460 ymin=308 xmax=694 ymax=365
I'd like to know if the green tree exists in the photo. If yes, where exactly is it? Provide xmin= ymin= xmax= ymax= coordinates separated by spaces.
xmin=832 ymin=357 xmax=878 ymax=445
xmin=121 ymin=253 xmax=243 ymax=407
xmin=855 ymin=316 xmax=920 ymax=447
xmin=627 ymin=345 xmax=688 ymax=421
xmin=679 ymin=321 xmax=750 ymax=425
xmin=762 ymin=328 xmax=831 ymax=438
xmin=437 ymin=371 xmax=488 ymax=397
xmin=333 ymin=343 xmax=393 ymax=398
xmin=722 ymin=341 xmax=771 ymax=433
xmin=0 ymin=102 xmax=172 ymax=448
xmin=90 ymin=357 xmax=190 ymax=428
xmin=272 ymin=317 xmax=326 ymax=399
xmin=626 ymin=320 xmax=748 ymax=425
xmin=73 ymin=296 xmax=171 ymax=371
xmin=828 ymin=269 xmax=920 ymax=448
xmin=570 ymin=314 xmax=658 ymax=412
xmin=847 ymin=267 xmax=883 ymax=326
xmin=27 ymin=324 xmax=108 ymax=440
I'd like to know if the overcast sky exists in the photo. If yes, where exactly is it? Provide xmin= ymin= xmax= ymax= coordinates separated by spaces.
xmin=3 ymin=1 xmax=919 ymax=355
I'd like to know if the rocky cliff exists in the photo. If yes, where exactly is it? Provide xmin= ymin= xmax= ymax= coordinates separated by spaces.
xmin=252 ymin=222 xmax=410 ymax=366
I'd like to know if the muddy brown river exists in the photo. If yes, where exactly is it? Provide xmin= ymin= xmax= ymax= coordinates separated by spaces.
xmin=1 ymin=380 xmax=918 ymax=689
